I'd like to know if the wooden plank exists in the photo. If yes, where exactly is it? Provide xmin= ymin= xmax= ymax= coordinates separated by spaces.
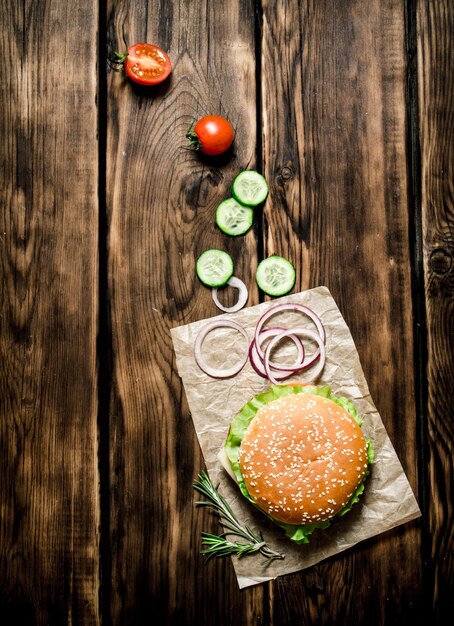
xmin=417 ymin=0 xmax=454 ymax=622
xmin=261 ymin=1 xmax=421 ymax=624
xmin=0 ymin=1 xmax=100 ymax=624
xmin=106 ymin=1 xmax=260 ymax=622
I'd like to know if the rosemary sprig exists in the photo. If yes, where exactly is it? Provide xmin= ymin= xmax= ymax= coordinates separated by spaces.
xmin=193 ymin=471 xmax=284 ymax=563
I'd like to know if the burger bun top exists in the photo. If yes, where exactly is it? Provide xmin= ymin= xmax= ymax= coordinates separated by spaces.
xmin=239 ymin=392 xmax=368 ymax=525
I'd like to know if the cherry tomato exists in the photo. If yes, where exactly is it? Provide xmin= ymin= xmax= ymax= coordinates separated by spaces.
xmin=113 ymin=43 xmax=172 ymax=86
xmin=186 ymin=115 xmax=234 ymax=156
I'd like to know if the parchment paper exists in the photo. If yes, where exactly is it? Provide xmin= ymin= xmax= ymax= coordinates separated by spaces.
xmin=171 ymin=286 xmax=421 ymax=588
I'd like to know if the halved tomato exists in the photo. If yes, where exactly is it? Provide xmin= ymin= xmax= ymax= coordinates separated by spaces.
xmin=113 ymin=43 xmax=172 ymax=86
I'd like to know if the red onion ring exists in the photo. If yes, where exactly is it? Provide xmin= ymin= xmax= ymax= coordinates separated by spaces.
xmin=254 ymin=303 xmax=325 ymax=361
xmin=249 ymin=327 xmax=305 ymax=380
xmin=256 ymin=327 xmax=305 ymax=372
xmin=264 ymin=327 xmax=326 ymax=385
xmin=194 ymin=320 xmax=249 ymax=378
xmin=212 ymin=276 xmax=249 ymax=313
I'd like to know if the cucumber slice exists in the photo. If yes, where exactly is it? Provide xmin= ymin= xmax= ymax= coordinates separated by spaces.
xmin=215 ymin=198 xmax=254 ymax=236
xmin=256 ymin=256 xmax=296 ymax=296
xmin=196 ymin=249 xmax=234 ymax=287
xmin=232 ymin=170 xmax=269 ymax=206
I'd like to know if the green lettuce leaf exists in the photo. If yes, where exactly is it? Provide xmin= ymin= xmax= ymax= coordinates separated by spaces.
xmin=224 ymin=384 xmax=373 ymax=544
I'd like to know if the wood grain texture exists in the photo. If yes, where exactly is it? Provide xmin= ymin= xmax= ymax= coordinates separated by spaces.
xmin=261 ymin=1 xmax=421 ymax=623
xmin=0 ymin=1 xmax=100 ymax=624
xmin=106 ymin=1 xmax=260 ymax=623
xmin=1 ymin=0 xmax=452 ymax=623
xmin=417 ymin=0 xmax=454 ymax=622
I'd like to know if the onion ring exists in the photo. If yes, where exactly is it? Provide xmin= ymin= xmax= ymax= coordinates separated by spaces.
xmin=264 ymin=327 xmax=326 ymax=385
xmin=249 ymin=327 xmax=305 ymax=380
xmin=194 ymin=320 xmax=249 ymax=378
xmin=254 ymin=303 xmax=325 ymax=361
xmin=212 ymin=276 xmax=249 ymax=313
xmin=256 ymin=327 xmax=305 ymax=373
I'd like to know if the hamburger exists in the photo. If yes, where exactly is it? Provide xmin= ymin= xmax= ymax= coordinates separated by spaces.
xmin=221 ymin=384 xmax=374 ymax=544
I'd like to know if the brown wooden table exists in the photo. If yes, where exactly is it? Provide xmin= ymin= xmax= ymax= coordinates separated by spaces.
xmin=1 ymin=1 xmax=453 ymax=624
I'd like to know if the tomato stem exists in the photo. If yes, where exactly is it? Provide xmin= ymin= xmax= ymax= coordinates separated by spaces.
xmin=186 ymin=124 xmax=203 ymax=151
xmin=108 ymin=50 xmax=128 ymax=72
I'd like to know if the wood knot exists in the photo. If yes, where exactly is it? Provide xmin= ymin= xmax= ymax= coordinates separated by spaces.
xmin=280 ymin=166 xmax=294 ymax=180
xmin=429 ymin=248 xmax=452 ymax=275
